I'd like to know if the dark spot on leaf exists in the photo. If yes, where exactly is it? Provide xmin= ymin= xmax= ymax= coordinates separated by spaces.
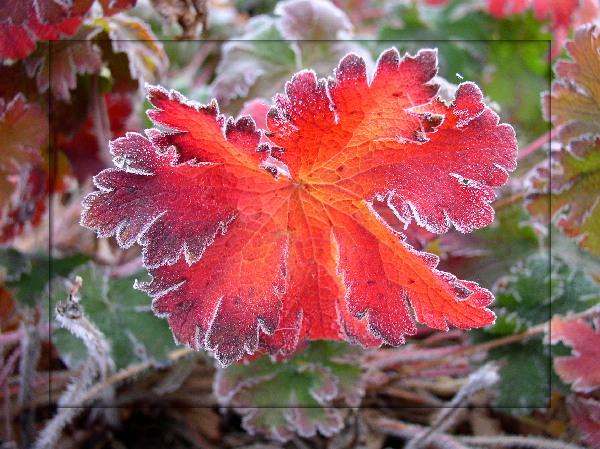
xmin=264 ymin=166 xmax=278 ymax=178
xmin=178 ymin=300 xmax=193 ymax=312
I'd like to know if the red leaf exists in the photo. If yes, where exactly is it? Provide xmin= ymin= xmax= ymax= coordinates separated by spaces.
xmin=487 ymin=0 xmax=597 ymax=57
xmin=0 ymin=1 xmax=91 ymax=60
xmin=568 ymin=396 xmax=600 ymax=448
xmin=549 ymin=316 xmax=600 ymax=393
xmin=0 ymin=94 xmax=49 ymax=242
xmin=82 ymin=49 xmax=517 ymax=366
xmin=58 ymin=92 xmax=135 ymax=183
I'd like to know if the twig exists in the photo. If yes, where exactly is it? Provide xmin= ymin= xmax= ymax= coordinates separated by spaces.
xmin=368 ymin=305 xmax=600 ymax=388
xmin=77 ymin=346 xmax=193 ymax=405
xmin=2 ymin=383 xmax=11 ymax=445
xmin=369 ymin=417 xmax=471 ymax=449
xmin=370 ymin=416 xmax=587 ymax=449
xmin=414 ymin=304 xmax=600 ymax=374
xmin=367 ymin=345 xmax=467 ymax=370
xmin=456 ymin=435 xmax=587 ymax=449
xmin=492 ymin=191 xmax=525 ymax=211
xmin=0 ymin=325 xmax=52 ymax=347
xmin=461 ymin=305 xmax=600 ymax=358
xmin=0 ymin=347 xmax=22 ymax=393
xmin=404 ymin=363 xmax=499 ymax=449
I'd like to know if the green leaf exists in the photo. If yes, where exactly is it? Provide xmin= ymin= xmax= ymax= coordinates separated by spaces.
xmin=214 ymin=341 xmax=364 ymax=442
xmin=438 ymin=204 xmax=540 ymax=291
xmin=210 ymin=3 xmax=368 ymax=114
xmin=210 ymin=16 xmax=296 ymax=109
xmin=488 ymin=341 xmax=551 ymax=410
xmin=2 ymin=250 xmax=90 ymax=308
xmin=48 ymin=262 xmax=179 ymax=370
xmin=473 ymin=254 xmax=600 ymax=411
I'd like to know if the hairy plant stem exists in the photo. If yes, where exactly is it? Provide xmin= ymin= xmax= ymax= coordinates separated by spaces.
xmin=33 ymin=277 xmax=115 ymax=449
xmin=18 ymin=315 xmax=41 ymax=449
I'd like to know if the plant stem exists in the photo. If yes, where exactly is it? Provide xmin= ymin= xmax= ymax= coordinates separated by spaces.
xmin=517 ymin=128 xmax=558 ymax=160
xmin=371 ymin=416 xmax=587 ymax=449
xmin=456 ymin=435 xmax=587 ymax=449
xmin=404 ymin=363 xmax=499 ymax=449
xmin=369 ymin=417 xmax=472 ymax=449
xmin=76 ymin=347 xmax=193 ymax=405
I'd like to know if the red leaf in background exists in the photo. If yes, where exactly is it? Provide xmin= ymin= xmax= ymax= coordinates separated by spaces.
xmin=81 ymin=49 xmax=517 ymax=366
xmin=487 ymin=0 xmax=598 ymax=57
xmin=549 ymin=316 xmax=600 ymax=393
xmin=33 ymin=40 xmax=104 ymax=101
xmin=488 ymin=0 xmax=529 ymax=17
xmin=0 ymin=0 xmax=136 ymax=60
xmin=59 ymin=92 xmax=135 ymax=183
xmin=0 ymin=2 xmax=87 ymax=60
xmin=568 ymin=396 xmax=600 ymax=448
xmin=97 ymin=0 xmax=137 ymax=16
xmin=0 ymin=94 xmax=48 ymax=242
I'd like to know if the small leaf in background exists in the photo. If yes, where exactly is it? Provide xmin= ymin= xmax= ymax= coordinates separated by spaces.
xmin=149 ymin=0 xmax=207 ymax=39
xmin=210 ymin=0 xmax=369 ymax=114
xmin=26 ymin=35 xmax=104 ymax=101
xmin=81 ymin=48 xmax=517 ymax=366
xmin=473 ymin=253 xmax=600 ymax=410
xmin=48 ymin=262 xmax=179 ymax=370
xmin=93 ymin=15 xmax=168 ymax=89
xmin=209 ymin=15 xmax=297 ymax=108
xmin=543 ymin=25 xmax=600 ymax=143
xmin=0 ymin=282 xmax=20 ymax=333
xmin=549 ymin=316 xmax=600 ymax=393
xmin=214 ymin=341 xmax=364 ymax=442
xmin=274 ymin=0 xmax=352 ymax=40
xmin=97 ymin=0 xmax=137 ymax=16
xmin=488 ymin=0 xmax=594 ymax=57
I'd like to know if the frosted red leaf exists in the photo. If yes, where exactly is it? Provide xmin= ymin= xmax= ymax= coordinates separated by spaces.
xmin=568 ymin=396 xmax=600 ymax=448
xmin=81 ymin=48 xmax=517 ymax=366
xmin=0 ymin=1 xmax=89 ymax=60
xmin=0 ymin=0 xmax=135 ymax=60
xmin=549 ymin=316 xmax=600 ymax=393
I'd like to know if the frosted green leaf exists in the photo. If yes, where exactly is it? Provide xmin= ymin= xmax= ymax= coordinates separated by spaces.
xmin=473 ymin=254 xmax=600 ymax=411
xmin=214 ymin=341 xmax=365 ymax=442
